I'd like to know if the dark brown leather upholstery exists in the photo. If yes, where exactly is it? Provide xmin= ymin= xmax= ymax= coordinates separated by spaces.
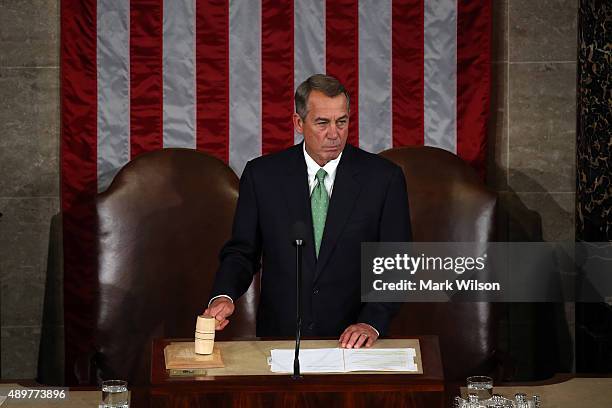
xmin=380 ymin=146 xmax=499 ymax=381
xmin=94 ymin=149 xmax=259 ymax=385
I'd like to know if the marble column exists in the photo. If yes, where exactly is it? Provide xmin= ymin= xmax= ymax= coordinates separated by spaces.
xmin=489 ymin=0 xmax=577 ymax=380
xmin=576 ymin=1 xmax=611 ymax=240
xmin=575 ymin=0 xmax=612 ymax=372
xmin=0 ymin=0 xmax=60 ymax=379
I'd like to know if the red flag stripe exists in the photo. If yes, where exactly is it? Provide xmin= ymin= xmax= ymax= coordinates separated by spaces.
xmin=457 ymin=0 xmax=491 ymax=178
xmin=261 ymin=0 xmax=295 ymax=156
xmin=130 ymin=0 xmax=164 ymax=158
xmin=196 ymin=0 xmax=230 ymax=162
xmin=326 ymin=0 xmax=359 ymax=147
xmin=60 ymin=0 xmax=98 ymax=385
xmin=392 ymin=0 xmax=424 ymax=147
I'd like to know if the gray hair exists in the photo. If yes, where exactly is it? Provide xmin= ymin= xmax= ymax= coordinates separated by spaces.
xmin=294 ymin=74 xmax=350 ymax=120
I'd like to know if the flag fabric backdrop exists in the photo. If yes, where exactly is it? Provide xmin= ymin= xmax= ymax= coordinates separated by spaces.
xmin=61 ymin=0 xmax=490 ymax=383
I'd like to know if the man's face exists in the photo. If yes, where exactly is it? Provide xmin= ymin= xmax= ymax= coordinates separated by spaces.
xmin=293 ymin=90 xmax=349 ymax=167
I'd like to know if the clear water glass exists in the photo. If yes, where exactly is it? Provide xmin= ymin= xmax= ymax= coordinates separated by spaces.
xmin=101 ymin=380 xmax=128 ymax=408
xmin=466 ymin=375 xmax=493 ymax=400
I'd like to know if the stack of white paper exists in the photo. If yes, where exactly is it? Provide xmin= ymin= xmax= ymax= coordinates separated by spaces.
xmin=269 ymin=348 xmax=417 ymax=373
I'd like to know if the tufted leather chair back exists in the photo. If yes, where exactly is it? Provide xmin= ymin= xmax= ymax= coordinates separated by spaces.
xmin=95 ymin=149 xmax=259 ymax=384
xmin=380 ymin=146 xmax=499 ymax=380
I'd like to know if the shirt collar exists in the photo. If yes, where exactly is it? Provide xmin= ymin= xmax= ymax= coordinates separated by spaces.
xmin=303 ymin=142 xmax=342 ymax=182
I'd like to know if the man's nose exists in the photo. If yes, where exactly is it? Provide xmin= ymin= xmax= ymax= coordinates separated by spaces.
xmin=327 ymin=123 xmax=339 ymax=138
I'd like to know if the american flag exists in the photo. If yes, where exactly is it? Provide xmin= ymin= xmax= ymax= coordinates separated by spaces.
xmin=61 ymin=0 xmax=490 ymax=383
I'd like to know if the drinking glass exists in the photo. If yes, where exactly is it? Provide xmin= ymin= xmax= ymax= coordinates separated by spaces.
xmin=101 ymin=380 xmax=128 ymax=408
xmin=466 ymin=375 xmax=493 ymax=400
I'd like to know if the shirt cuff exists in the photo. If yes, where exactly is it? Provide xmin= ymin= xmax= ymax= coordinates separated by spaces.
xmin=208 ymin=294 xmax=234 ymax=307
xmin=363 ymin=323 xmax=380 ymax=337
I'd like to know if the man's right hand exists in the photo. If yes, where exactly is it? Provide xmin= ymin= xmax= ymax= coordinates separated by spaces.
xmin=204 ymin=297 xmax=235 ymax=331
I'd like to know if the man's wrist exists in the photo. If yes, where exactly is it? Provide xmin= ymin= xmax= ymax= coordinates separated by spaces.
xmin=361 ymin=323 xmax=380 ymax=337
xmin=208 ymin=294 xmax=234 ymax=307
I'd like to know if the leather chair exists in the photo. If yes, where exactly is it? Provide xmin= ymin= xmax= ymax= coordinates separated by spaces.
xmin=90 ymin=146 xmax=497 ymax=384
xmin=92 ymin=149 xmax=259 ymax=385
xmin=379 ymin=146 xmax=499 ymax=381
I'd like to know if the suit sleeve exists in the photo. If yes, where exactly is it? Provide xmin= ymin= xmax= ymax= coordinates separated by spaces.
xmin=357 ymin=165 xmax=412 ymax=335
xmin=209 ymin=161 xmax=262 ymax=302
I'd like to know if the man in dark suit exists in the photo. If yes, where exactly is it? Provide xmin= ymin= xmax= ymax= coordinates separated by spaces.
xmin=205 ymin=74 xmax=411 ymax=348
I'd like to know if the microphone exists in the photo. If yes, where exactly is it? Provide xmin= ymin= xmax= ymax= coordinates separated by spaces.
xmin=291 ymin=221 xmax=306 ymax=379
xmin=291 ymin=221 xmax=307 ymax=247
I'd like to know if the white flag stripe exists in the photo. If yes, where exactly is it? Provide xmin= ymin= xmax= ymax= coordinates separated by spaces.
xmin=163 ymin=0 xmax=197 ymax=149
xmin=294 ymin=0 xmax=326 ymax=144
xmin=358 ymin=0 xmax=392 ymax=153
xmin=97 ymin=0 xmax=130 ymax=193
xmin=423 ymin=0 xmax=457 ymax=153
xmin=229 ymin=0 xmax=262 ymax=176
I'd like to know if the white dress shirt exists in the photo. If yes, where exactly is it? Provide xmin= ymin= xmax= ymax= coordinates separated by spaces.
xmin=303 ymin=143 xmax=342 ymax=197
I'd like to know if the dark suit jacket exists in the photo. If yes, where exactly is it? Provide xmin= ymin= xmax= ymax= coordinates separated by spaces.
xmin=210 ymin=143 xmax=411 ymax=337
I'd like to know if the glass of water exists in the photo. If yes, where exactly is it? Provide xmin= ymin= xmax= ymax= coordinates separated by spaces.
xmin=466 ymin=375 xmax=493 ymax=400
xmin=101 ymin=380 xmax=129 ymax=408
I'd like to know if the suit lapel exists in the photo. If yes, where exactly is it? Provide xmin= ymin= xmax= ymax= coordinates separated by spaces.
xmin=281 ymin=144 xmax=317 ymax=274
xmin=314 ymin=144 xmax=361 ymax=281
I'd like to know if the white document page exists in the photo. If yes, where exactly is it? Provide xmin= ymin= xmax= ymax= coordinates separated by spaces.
xmin=270 ymin=348 xmax=345 ymax=373
xmin=270 ymin=348 xmax=417 ymax=373
xmin=344 ymin=348 xmax=417 ymax=372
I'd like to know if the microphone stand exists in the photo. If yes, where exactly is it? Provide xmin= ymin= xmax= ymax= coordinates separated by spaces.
xmin=292 ymin=238 xmax=304 ymax=379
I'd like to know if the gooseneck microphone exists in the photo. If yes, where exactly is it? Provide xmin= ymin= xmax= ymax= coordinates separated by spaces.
xmin=291 ymin=221 xmax=307 ymax=380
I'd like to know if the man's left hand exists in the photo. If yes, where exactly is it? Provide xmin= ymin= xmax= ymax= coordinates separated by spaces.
xmin=339 ymin=323 xmax=379 ymax=349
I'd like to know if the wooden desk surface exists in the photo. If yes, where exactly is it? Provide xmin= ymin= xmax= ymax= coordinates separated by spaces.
xmin=152 ymin=336 xmax=444 ymax=387
xmin=162 ymin=338 xmax=424 ymax=376
xmin=0 ymin=384 xmax=103 ymax=407
xmin=147 ymin=336 xmax=445 ymax=407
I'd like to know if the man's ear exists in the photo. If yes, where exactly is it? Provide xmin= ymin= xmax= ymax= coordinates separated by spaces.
xmin=293 ymin=113 xmax=304 ymax=134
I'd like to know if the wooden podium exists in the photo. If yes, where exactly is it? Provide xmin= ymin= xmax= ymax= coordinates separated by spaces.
xmin=147 ymin=336 xmax=444 ymax=407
